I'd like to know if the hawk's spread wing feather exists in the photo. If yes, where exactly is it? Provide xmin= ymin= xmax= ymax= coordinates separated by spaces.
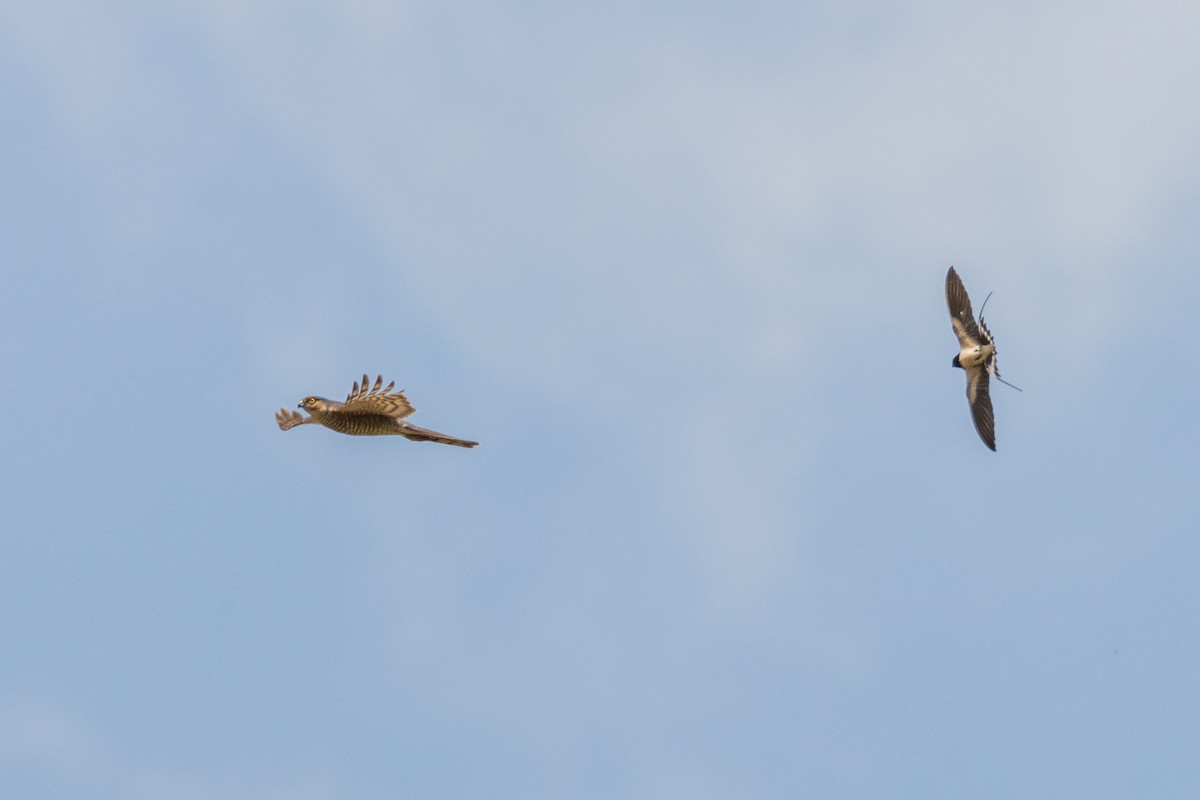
xmin=338 ymin=374 xmax=416 ymax=419
xmin=276 ymin=408 xmax=308 ymax=431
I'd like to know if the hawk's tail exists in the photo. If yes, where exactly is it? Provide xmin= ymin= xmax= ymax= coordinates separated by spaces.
xmin=398 ymin=422 xmax=479 ymax=448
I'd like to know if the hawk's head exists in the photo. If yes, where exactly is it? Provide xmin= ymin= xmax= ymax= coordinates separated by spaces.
xmin=299 ymin=396 xmax=333 ymax=413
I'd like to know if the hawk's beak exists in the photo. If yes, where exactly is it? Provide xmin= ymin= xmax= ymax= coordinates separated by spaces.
xmin=296 ymin=403 xmax=302 ymax=409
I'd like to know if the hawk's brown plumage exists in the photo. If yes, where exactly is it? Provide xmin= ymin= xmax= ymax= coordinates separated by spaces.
xmin=276 ymin=374 xmax=478 ymax=448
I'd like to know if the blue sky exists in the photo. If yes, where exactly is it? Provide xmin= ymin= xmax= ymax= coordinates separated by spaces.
xmin=4 ymin=1 xmax=1200 ymax=797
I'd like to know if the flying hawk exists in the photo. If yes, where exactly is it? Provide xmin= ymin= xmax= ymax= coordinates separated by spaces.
xmin=276 ymin=374 xmax=478 ymax=448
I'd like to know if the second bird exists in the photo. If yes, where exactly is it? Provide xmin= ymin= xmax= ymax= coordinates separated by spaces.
xmin=945 ymin=266 xmax=1018 ymax=452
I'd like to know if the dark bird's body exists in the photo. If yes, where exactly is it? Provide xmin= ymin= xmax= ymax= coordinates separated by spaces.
xmin=945 ymin=267 xmax=1012 ymax=451
xmin=276 ymin=374 xmax=478 ymax=448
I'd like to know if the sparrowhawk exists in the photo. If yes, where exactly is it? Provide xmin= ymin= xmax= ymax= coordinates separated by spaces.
xmin=276 ymin=374 xmax=478 ymax=448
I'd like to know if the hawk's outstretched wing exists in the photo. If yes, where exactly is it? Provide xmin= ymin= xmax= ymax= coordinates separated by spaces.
xmin=276 ymin=408 xmax=308 ymax=431
xmin=338 ymin=374 xmax=416 ymax=419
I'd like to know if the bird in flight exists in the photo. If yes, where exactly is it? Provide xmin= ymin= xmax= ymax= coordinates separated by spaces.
xmin=945 ymin=266 xmax=1020 ymax=451
xmin=276 ymin=374 xmax=478 ymax=448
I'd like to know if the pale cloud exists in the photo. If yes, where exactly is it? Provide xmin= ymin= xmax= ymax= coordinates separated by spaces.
xmin=0 ymin=704 xmax=344 ymax=800
xmin=244 ymin=279 xmax=356 ymax=385
xmin=581 ymin=3 xmax=1200 ymax=261
xmin=564 ymin=2 xmax=1200 ymax=378
xmin=666 ymin=404 xmax=809 ymax=617
xmin=5 ymin=5 xmax=1198 ymax=799
xmin=141 ymin=0 xmax=1200 ymax=610
xmin=0 ymin=3 xmax=142 ymax=137
xmin=8 ymin=1 xmax=1194 ymax=378
xmin=0 ymin=706 xmax=99 ymax=772
xmin=203 ymin=2 xmax=1200 ymax=374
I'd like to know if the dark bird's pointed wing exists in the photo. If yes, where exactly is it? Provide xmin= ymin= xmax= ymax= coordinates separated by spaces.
xmin=964 ymin=366 xmax=996 ymax=451
xmin=946 ymin=266 xmax=983 ymax=347
xmin=338 ymin=374 xmax=416 ymax=419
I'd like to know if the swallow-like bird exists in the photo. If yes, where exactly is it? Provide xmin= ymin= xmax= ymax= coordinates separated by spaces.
xmin=946 ymin=267 xmax=1018 ymax=451
xmin=276 ymin=374 xmax=478 ymax=448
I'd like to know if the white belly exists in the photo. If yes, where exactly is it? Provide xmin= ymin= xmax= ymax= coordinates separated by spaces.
xmin=958 ymin=343 xmax=995 ymax=368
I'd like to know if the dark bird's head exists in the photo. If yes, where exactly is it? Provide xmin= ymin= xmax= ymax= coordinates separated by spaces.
xmin=951 ymin=354 xmax=962 ymax=369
